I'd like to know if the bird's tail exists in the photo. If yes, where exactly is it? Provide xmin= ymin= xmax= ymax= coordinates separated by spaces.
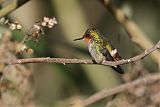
xmin=111 ymin=65 xmax=124 ymax=74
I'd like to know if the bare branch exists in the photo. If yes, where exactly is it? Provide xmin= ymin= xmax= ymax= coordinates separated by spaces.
xmin=0 ymin=41 xmax=159 ymax=66
xmin=99 ymin=0 xmax=160 ymax=64
xmin=82 ymin=73 xmax=160 ymax=106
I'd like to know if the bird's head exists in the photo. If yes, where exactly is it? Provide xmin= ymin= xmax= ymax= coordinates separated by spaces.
xmin=74 ymin=28 xmax=101 ymax=45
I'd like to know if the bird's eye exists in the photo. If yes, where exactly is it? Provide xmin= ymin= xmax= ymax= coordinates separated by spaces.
xmin=86 ymin=34 xmax=90 ymax=37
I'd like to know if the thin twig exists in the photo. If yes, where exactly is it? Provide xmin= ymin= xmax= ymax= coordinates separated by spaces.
xmin=0 ymin=41 xmax=159 ymax=66
xmin=99 ymin=0 xmax=160 ymax=64
xmin=82 ymin=73 xmax=160 ymax=106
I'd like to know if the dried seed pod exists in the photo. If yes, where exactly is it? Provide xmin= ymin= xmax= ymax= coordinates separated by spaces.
xmin=26 ymin=48 xmax=34 ymax=55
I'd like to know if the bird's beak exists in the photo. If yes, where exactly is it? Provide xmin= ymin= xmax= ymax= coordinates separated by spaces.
xmin=73 ymin=37 xmax=84 ymax=41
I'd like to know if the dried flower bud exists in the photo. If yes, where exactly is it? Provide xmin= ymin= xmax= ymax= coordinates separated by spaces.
xmin=33 ymin=24 xmax=41 ymax=30
xmin=26 ymin=48 xmax=34 ymax=55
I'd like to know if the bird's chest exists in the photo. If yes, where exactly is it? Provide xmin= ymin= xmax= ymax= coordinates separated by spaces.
xmin=88 ymin=43 xmax=105 ymax=63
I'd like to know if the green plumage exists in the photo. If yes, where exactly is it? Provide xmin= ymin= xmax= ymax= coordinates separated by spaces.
xmin=85 ymin=28 xmax=114 ymax=54
xmin=74 ymin=28 xmax=124 ymax=74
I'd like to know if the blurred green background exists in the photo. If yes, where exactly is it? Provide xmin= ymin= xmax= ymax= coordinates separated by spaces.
xmin=7 ymin=0 xmax=160 ymax=106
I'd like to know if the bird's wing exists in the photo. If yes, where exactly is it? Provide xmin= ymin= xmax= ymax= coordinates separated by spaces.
xmin=102 ymin=38 xmax=122 ymax=61
xmin=100 ymin=47 xmax=115 ymax=61
xmin=100 ymin=47 xmax=124 ymax=74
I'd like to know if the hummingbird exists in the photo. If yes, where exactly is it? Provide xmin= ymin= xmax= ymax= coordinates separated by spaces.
xmin=74 ymin=28 xmax=124 ymax=74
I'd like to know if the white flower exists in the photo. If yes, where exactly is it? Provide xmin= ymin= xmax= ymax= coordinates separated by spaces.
xmin=48 ymin=18 xmax=57 ymax=28
xmin=52 ymin=17 xmax=57 ymax=24
xmin=16 ymin=24 xmax=22 ymax=30
xmin=43 ymin=17 xmax=49 ymax=23
xmin=42 ymin=17 xmax=57 ymax=28
xmin=48 ymin=24 xmax=53 ymax=28
xmin=33 ymin=24 xmax=41 ymax=30
xmin=9 ymin=23 xmax=16 ymax=30
xmin=41 ymin=21 xmax=47 ymax=27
